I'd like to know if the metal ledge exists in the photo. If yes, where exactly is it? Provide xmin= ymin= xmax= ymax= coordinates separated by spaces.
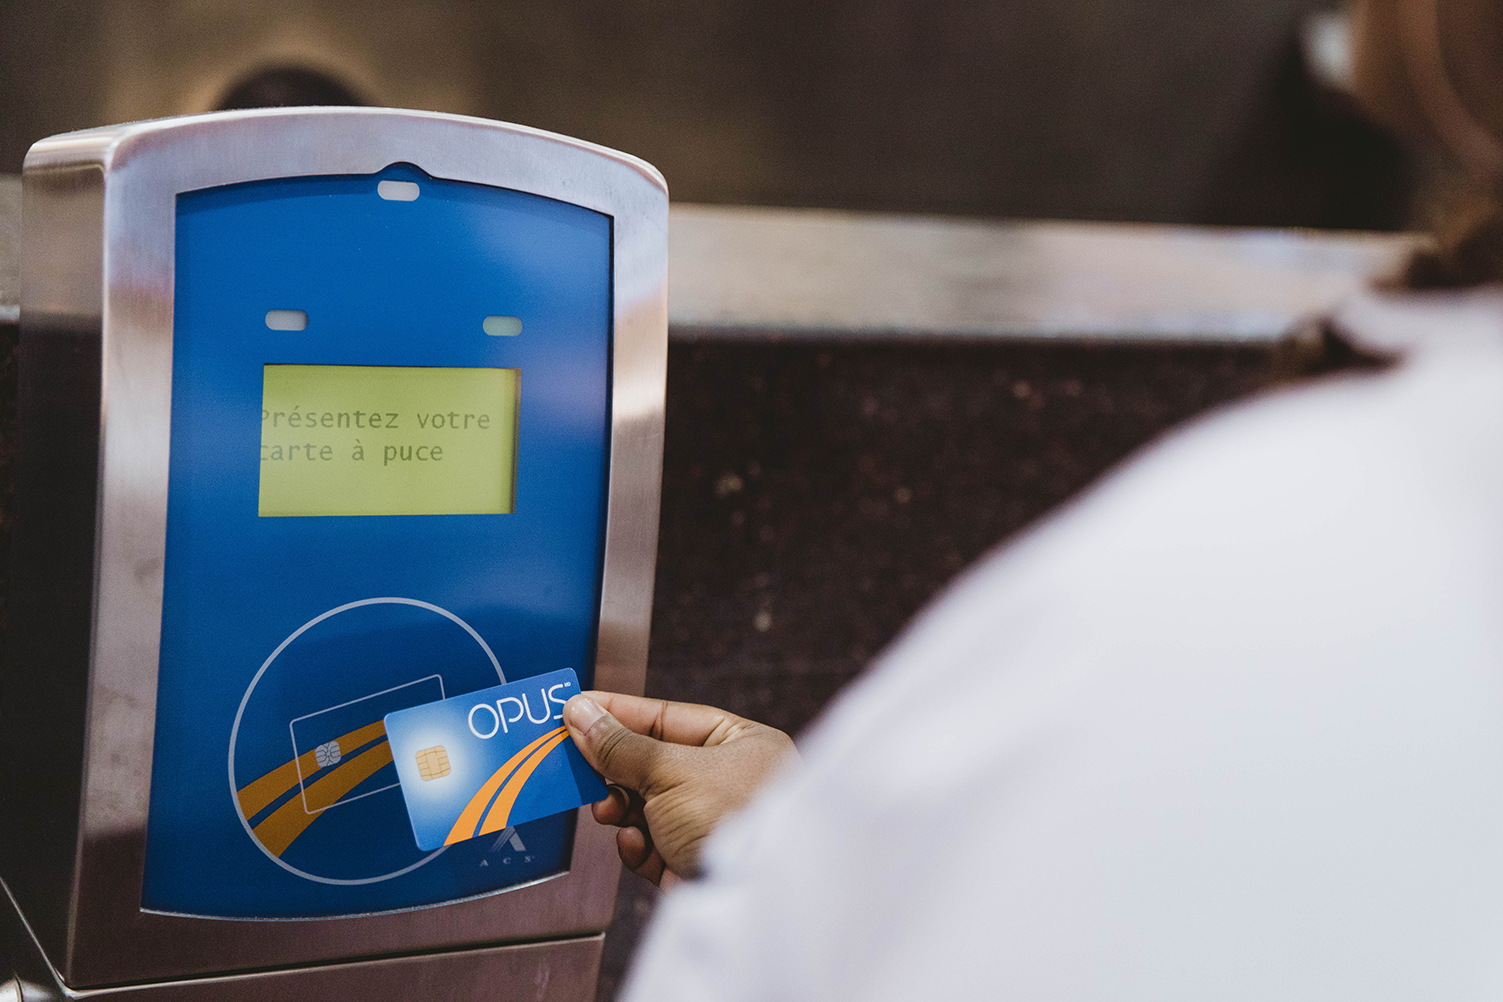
xmin=0 ymin=175 xmax=1418 ymax=339
xmin=668 ymin=204 xmax=1418 ymax=343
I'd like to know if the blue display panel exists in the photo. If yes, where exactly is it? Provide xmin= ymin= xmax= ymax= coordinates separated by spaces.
xmin=141 ymin=165 xmax=612 ymax=918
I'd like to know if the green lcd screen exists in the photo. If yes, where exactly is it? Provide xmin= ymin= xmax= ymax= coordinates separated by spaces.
xmin=258 ymin=365 xmax=519 ymax=517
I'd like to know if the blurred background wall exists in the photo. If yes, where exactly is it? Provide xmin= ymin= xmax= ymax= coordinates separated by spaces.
xmin=0 ymin=0 xmax=1415 ymax=228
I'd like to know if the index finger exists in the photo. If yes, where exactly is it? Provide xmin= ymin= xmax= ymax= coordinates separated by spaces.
xmin=581 ymin=691 xmax=745 ymax=748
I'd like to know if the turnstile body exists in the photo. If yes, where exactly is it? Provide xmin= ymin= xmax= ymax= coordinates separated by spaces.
xmin=2 ymin=108 xmax=667 ymax=998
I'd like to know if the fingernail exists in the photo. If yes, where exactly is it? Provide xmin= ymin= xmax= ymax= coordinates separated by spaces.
xmin=565 ymin=694 xmax=606 ymax=732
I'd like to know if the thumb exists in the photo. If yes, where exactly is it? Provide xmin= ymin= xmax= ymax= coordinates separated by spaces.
xmin=563 ymin=694 xmax=664 ymax=793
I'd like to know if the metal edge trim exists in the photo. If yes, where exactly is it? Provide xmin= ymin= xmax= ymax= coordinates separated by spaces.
xmin=24 ymin=107 xmax=668 ymax=197
xmin=31 ymin=108 xmax=665 ymax=986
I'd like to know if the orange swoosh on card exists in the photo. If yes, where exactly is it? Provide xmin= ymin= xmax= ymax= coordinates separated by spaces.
xmin=477 ymin=728 xmax=571 ymax=837
xmin=444 ymin=727 xmax=567 ymax=845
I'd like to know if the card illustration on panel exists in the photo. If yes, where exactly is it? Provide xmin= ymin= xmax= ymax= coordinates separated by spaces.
xmin=229 ymin=599 xmax=496 ymax=884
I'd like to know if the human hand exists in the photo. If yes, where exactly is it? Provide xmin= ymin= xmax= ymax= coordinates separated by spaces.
xmin=563 ymin=691 xmax=798 ymax=889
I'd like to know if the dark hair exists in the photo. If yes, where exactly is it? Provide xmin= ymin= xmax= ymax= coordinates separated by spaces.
xmin=217 ymin=67 xmax=364 ymax=111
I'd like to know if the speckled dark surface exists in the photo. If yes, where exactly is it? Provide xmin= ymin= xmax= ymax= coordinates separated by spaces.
xmin=593 ymin=336 xmax=1287 ymax=1000
xmin=0 ymin=321 xmax=17 ymax=649
xmin=648 ymin=338 xmax=1281 ymax=729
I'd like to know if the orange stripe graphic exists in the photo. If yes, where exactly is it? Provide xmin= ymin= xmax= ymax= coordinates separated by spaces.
xmin=237 ymin=719 xmax=389 ymax=819
xmin=477 ymin=729 xmax=571 ymax=836
xmin=444 ymin=727 xmax=567 ymax=846
xmin=235 ymin=760 xmax=302 ymax=821
xmin=252 ymin=741 xmax=394 ymax=856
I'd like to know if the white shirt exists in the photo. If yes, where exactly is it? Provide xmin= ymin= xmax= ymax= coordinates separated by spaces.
xmin=624 ymin=292 xmax=1503 ymax=1002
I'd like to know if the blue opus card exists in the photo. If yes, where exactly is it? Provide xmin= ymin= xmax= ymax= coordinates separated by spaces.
xmin=385 ymin=668 xmax=607 ymax=851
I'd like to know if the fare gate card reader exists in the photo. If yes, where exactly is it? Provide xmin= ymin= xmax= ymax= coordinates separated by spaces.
xmin=2 ymin=109 xmax=666 ymax=999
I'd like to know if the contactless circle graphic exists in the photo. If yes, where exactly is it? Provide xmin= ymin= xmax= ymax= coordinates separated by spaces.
xmin=228 ymin=597 xmax=505 ymax=885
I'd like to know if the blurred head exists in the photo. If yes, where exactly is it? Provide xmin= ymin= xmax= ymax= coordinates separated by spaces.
xmin=1353 ymin=0 xmax=1503 ymax=285
xmin=1353 ymin=0 xmax=1503 ymax=187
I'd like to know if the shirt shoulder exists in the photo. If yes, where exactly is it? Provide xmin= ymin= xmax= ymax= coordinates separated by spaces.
xmin=627 ymin=345 xmax=1503 ymax=1002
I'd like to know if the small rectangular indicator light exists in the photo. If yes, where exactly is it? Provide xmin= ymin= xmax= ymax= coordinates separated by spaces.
xmin=377 ymin=180 xmax=420 ymax=201
xmin=265 ymin=309 xmax=307 ymax=331
xmin=258 ymin=364 xmax=519 ymax=517
xmin=483 ymin=316 xmax=523 ymax=337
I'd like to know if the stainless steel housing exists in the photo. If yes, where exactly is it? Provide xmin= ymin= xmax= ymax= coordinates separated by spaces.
xmin=9 ymin=108 xmax=667 ymax=988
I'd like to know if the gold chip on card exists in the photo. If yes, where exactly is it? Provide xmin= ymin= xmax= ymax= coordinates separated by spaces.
xmin=415 ymin=745 xmax=451 ymax=781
